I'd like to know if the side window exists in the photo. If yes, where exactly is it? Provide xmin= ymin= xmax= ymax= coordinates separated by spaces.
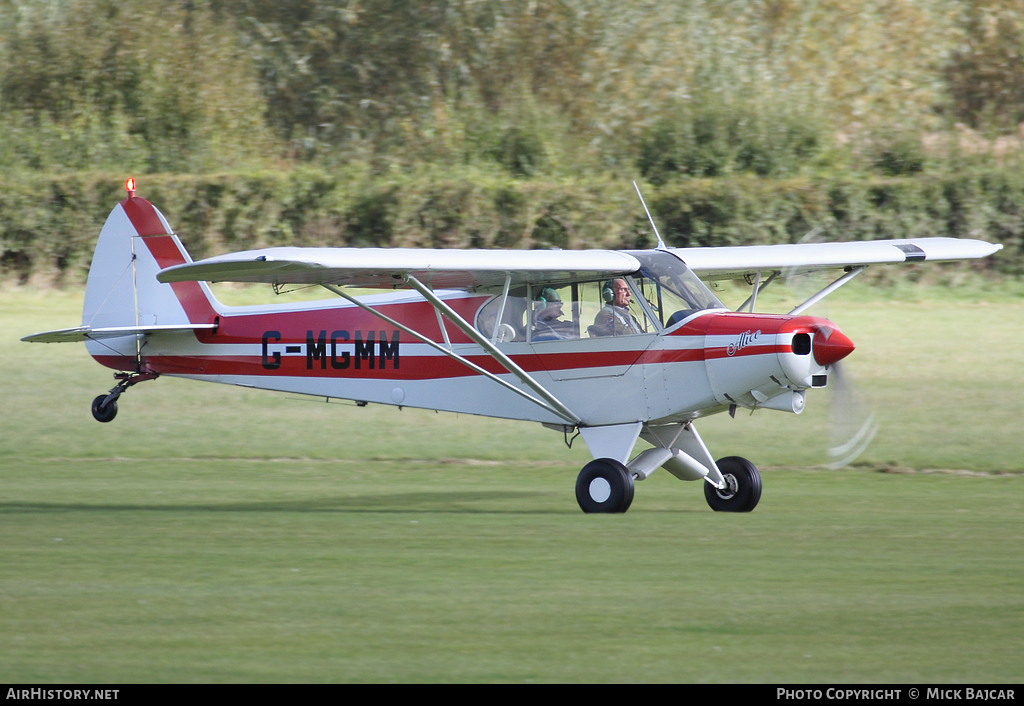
xmin=530 ymin=285 xmax=579 ymax=341
xmin=585 ymin=278 xmax=650 ymax=337
xmin=476 ymin=293 xmax=529 ymax=342
xmin=579 ymin=281 xmax=606 ymax=338
xmin=477 ymin=278 xmax=655 ymax=343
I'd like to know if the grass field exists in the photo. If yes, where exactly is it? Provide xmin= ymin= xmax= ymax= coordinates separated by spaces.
xmin=2 ymin=285 xmax=1022 ymax=682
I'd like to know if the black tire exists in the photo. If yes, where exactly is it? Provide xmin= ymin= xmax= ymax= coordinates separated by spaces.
xmin=575 ymin=458 xmax=634 ymax=514
xmin=704 ymin=456 xmax=761 ymax=512
xmin=91 ymin=395 xmax=118 ymax=423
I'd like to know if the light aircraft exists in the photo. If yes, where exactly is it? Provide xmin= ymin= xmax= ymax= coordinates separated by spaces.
xmin=23 ymin=179 xmax=1002 ymax=513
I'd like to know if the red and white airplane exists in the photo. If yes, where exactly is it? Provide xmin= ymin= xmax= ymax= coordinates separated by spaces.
xmin=24 ymin=180 xmax=1002 ymax=513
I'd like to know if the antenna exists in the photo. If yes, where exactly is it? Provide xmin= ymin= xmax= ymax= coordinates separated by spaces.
xmin=633 ymin=181 xmax=666 ymax=250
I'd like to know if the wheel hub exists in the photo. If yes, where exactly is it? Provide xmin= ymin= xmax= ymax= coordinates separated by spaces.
xmin=575 ymin=458 xmax=634 ymax=514
xmin=715 ymin=473 xmax=739 ymax=500
xmin=588 ymin=477 xmax=612 ymax=503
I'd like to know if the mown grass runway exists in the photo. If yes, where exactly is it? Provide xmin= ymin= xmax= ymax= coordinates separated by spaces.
xmin=2 ymin=287 xmax=1022 ymax=682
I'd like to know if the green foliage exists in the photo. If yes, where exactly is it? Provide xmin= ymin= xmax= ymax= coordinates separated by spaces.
xmin=3 ymin=168 xmax=1022 ymax=285
xmin=638 ymin=102 xmax=826 ymax=182
xmin=1 ymin=1 xmax=1024 ymax=283
xmin=944 ymin=1 xmax=1024 ymax=131
xmin=5 ymin=1 xmax=1024 ymax=177
xmin=0 ymin=0 xmax=274 ymax=173
xmin=870 ymin=132 xmax=927 ymax=177
xmin=494 ymin=127 xmax=547 ymax=178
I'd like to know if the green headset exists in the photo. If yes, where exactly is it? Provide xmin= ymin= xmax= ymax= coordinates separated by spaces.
xmin=602 ymin=280 xmax=616 ymax=304
xmin=536 ymin=287 xmax=561 ymax=305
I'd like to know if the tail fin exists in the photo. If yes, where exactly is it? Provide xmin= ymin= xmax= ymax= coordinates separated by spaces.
xmin=81 ymin=187 xmax=221 ymax=364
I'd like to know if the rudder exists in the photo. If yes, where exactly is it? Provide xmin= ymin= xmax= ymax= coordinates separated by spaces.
xmin=82 ymin=186 xmax=220 ymax=364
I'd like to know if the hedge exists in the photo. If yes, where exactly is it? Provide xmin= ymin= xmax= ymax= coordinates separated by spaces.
xmin=2 ymin=168 xmax=1020 ymax=286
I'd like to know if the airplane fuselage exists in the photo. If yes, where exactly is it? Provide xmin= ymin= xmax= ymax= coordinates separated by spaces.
xmin=90 ymin=283 xmax=837 ymax=428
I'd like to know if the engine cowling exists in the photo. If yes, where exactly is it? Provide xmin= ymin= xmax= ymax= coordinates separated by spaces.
xmin=702 ymin=313 xmax=854 ymax=412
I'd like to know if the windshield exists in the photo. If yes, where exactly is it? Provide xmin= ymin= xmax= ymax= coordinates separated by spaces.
xmin=626 ymin=250 xmax=726 ymax=328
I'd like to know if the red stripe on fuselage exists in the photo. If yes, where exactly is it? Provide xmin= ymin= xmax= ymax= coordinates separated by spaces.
xmin=637 ymin=348 xmax=707 ymax=365
xmin=108 ymin=343 xmax=714 ymax=382
xmin=93 ymin=355 xmax=140 ymax=372
xmin=120 ymin=294 xmax=822 ymax=381
xmin=702 ymin=344 xmax=791 ymax=360
xmin=667 ymin=310 xmax=811 ymax=360
xmin=129 ymin=307 xmax=785 ymax=380
xmin=206 ymin=297 xmax=485 ymax=347
xmin=137 ymin=346 xmax=665 ymax=380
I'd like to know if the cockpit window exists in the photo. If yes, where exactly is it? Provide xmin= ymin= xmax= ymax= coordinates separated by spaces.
xmin=627 ymin=250 xmax=727 ymax=328
xmin=476 ymin=288 xmax=530 ymax=342
xmin=474 ymin=252 xmax=717 ymax=342
xmin=524 ymin=281 xmax=649 ymax=341
xmin=585 ymin=278 xmax=651 ymax=337
xmin=476 ymin=279 xmax=651 ymax=342
xmin=530 ymin=284 xmax=579 ymax=341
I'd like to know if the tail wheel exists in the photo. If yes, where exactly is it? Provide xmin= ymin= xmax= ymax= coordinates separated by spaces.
xmin=576 ymin=458 xmax=635 ymax=514
xmin=704 ymin=456 xmax=761 ymax=512
xmin=91 ymin=395 xmax=118 ymax=423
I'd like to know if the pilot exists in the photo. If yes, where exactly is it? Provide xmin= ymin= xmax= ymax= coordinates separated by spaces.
xmin=592 ymin=278 xmax=643 ymax=336
xmin=532 ymin=288 xmax=576 ymax=341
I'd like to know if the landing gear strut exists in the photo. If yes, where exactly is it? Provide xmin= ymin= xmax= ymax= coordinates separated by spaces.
xmin=704 ymin=456 xmax=761 ymax=512
xmin=90 ymin=372 xmax=158 ymax=423
xmin=575 ymin=458 xmax=635 ymax=513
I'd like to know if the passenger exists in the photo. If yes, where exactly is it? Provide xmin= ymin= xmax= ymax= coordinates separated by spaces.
xmin=592 ymin=278 xmax=643 ymax=336
xmin=532 ymin=288 xmax=576 ymax=341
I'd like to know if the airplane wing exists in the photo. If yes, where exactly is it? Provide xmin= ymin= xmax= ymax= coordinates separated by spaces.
xmin=22 ymin=323 xmax=217 ymax=343
xmin=157 ymin=247 xmax=641 ymax=290
xmin=672 ymin=237 xmax=1002 ymax=281
xmin=156 ymin=237 xmax=1001 ymax=289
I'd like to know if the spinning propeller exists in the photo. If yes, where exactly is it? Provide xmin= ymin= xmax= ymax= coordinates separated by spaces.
xmin=778 ymin=244 xmax=879 ymax=468
xmin=807 ymin=309 xmax=878 ymax=469
xmin=826 ymin=358 xmax=880 ymax=469
xmin=802 ymin=322 xmax=874 ymax=467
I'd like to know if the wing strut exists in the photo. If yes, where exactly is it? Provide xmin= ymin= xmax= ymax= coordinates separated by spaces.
xmin=490 ymin=274 xmax=512 ymax=344
xmin=319 ymin=283 xmax=581 ymax=425
xmin=737 ymin=270 xmax=780 ymax=313
xmin=403 ymin=276 xmax=582 ymax=425
xmin=788 ymin=266 xmax=866 ymax=315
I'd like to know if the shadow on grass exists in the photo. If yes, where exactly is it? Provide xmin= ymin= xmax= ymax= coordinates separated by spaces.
xmin=0 ymin=490 xmax=579 ymax=514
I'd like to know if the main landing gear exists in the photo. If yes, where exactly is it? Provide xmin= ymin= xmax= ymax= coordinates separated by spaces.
xmin=573 ymin=454 xmax=761 ymax=514
xmin=575 ymin=458 xmax=635 ymax=513
xmin=703 ymin=456 xmax=762 ymax=513
xmin=90 ymin=372 xmax=158 ymax=423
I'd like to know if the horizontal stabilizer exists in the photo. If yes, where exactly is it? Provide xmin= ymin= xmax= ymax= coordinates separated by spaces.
xmin=22 ymin=323 xmax=217 ymax=344
xmin=157 ymin=247 xmax=642 ymax=290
